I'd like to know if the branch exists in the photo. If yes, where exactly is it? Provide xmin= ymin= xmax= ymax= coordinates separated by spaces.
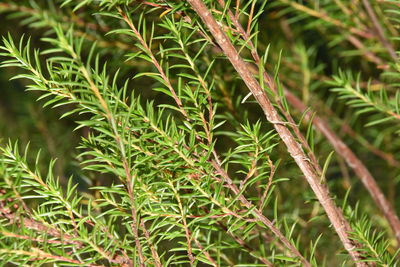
xmin=213 ymin=0 xmax=400 ymax=246
xmin=211 ymin=158 xmax=310 ymax=266
xmin=215 ymin=0 xmax=321 ymax=173
xmin=0 ymin=248 xmax=104 ymax=267
xmin=170 ymin=181 xmax=196 ymax=265
xmin=140 ymin=220 xmax=162 ymax=267
xmin=0 ymin=192 xmax=132 ymax=266
xmin=116 ymin=8 xmax=302 ymax=263
xmin=117 ymin=7 xmax=188 ymax=118
xmin=186 ymin=0 xmax=367 ymax=265
xmin=361 ymin=0 xmax=398 ymax=61
xmin=278 ymin=0 xmax=373 ymax=39
xmin=283 ymin=92 xmax=400 ymax=244
xmin=278 ymin=0 xmax=386 ymax=67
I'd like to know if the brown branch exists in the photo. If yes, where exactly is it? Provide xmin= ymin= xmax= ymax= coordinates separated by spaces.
xmin=212 ymin=217 xmax=274 ymax=267
xmin=140 ymin=220 xmax=162 ymax=267
xmin=346 ymin=34 xmax=385 ymax=66
xmin=118 ymin=7 xmax=188 ymax=118
xmin=186 ymin=0 xmax=366 ymax=265
xmin=302 ymin=93 xmax=400 ymax=168
xmin=211 ymin=158 xmax=310 ymax=266
xmin=216 ymin=0 xmax=322 ymax=174
xmin=361 ymin=0 xmax=398 ymax=61
xmin=123 ymin=165 xmax=146 ymax=267
xmin=283 ymin=92 xmax=400 ymax=244
xmin=259 ymin=157 xmax=276 ymax=210
xmin=0 ymin=248 xmax=105 ymax=267
xmin=277 ymin=0 xmax=388 ymax=67
xmin=278 ymin=0 xmax=373 ymax=39
xmin=246 ymin=1 xmax=257 ymax=36
xmin=170 ymin=181 xmax=196 ymax=265
xmin=192 ymin=236 xmax=219 ymax=267
xmin=0 ymin=208 xmax=82 ymax=248
xmin=339 ymin=121 xmax=400 ymax=168
xmin=214 ymin=0 xmax=400 ymax=246
xmin=0 ymin=194 xmax=132 ymax=266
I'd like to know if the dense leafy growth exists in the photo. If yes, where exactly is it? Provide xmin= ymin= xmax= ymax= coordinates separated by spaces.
xmin=0 ymin=0 xmax=400 ymax=266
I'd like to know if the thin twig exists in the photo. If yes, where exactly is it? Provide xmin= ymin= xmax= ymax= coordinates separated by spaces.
xmin=0 ymin=248 xmax=105 ymax=267
xmin=361 ymin=0 xmax=398 ymax=61
xmin=192 ymin=236 xmax=219 ymax=267
xmin=277 ymin=0 xmax=387 ymax=67
xmin=246 ymin=1 xmax=256 ymax=36
xmin=140 ymin=220 xmax=162 ymax=267
xmin=118 ymin=7 xmax=188 ymax=118
xmin=211 ymin=157 xmax=310 ymax=266
xmin=170 ymin=181 xmax=196 ymax=265
xmin=259 ymin=157 xmax=276 ymax=210
xmin=212 ymin=217 xmax=274 ymax=267
xmin=279 ymin=0 xmax=373 ymax=39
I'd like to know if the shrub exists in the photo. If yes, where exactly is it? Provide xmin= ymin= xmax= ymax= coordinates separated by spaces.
xmin=0 ymin=0 xmax=399 ymax=266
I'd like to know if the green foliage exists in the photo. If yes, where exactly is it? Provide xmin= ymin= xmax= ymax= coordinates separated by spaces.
xmin=329 ymin=70 xmax=400 ymax=129
xmin=350 ymin=213 xmax=399 ymax=266
xmin=0 ymin=0 xmax=399 ymax=266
